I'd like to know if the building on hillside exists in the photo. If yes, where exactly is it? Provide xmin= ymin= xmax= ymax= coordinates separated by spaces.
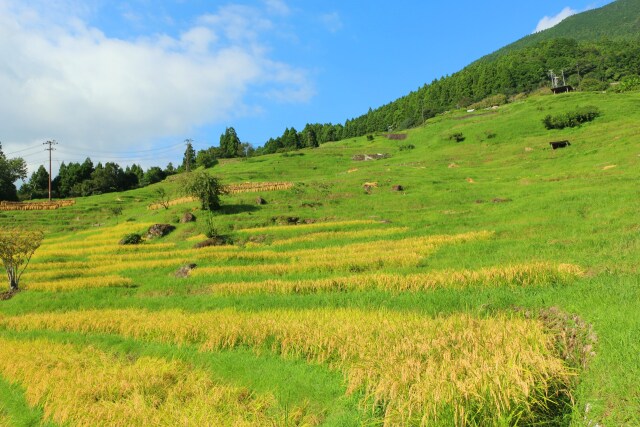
xmin=549 ymin=69 xmax=574 ymax=94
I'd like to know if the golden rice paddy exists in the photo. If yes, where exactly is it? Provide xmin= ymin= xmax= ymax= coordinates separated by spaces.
xmin=1 ymin=218 xmax=584 ymax=425
xmin=207 ymin=262 xmax=584 ymax=294
xmin=0 ymin=309 xmax=572 ymax=426
xmin=0 ymin=337 xmax=300 ymax=426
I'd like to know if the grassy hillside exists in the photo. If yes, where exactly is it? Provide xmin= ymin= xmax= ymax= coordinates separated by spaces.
xmin=0 ymin=91 xmax=639 ymax=425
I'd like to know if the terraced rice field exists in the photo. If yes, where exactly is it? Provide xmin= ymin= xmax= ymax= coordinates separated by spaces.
xmin=0 ymin=219 xmax=584 ymax=425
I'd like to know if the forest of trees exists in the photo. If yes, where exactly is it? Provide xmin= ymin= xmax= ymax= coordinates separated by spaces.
xmin=258 ymin=37 xmax=640 ymax=152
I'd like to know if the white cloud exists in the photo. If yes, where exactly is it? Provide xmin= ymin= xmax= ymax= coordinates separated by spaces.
xmin=320 ymin=12 xmax=343 ymax=33
xmin=534 ymin=6 xmax=577 ymax=32
xmin=0 ymin=0 xmax=312 ymax=171
xmin=264 ymin=0 xmax=290 ymax=16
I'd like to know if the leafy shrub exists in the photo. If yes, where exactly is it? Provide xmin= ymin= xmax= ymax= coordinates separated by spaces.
xmin=399 ymin=144 xmax=415 ymax=151
xmin=448 ymin=133 xmax=465 ymax=143
xmin=366 ymin=135 xmax=375 ymax=141
xmin=119 ymin=233 xmax=142 ymax=245
xmin=180 ymin=171 xmax=224 ymax=211
xmin=202 ymin=213 xmax=218 ymax=239
xmin=484 ymin=130 xmax=497 ymax=139
xmin=611 ymin=75 xmax=640 ymax=93
xmin=579 ymin=78 xmax=609 ymax=92
xmin=542 ymin=106 xmax=601 ymax=130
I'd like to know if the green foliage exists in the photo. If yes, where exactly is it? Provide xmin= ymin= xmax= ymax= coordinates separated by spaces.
xmin=180 ymin=171 xmax=223 ymax=211
xmin=119 ymin=233 xmax=142 ymax=245
xmin=366 ymin=135 xmax=375 ymax=142
xmin=109 ymin=206 xmax=124 ymax=224
xmin=542 ymin=106 xmax=601 ymax=130
xmin=0 ymin=227 xmax=43 ymax=290
xmin=196 ymin=147 xmax=220 ymax=169
xmin=0 ymin=143 xmax=27 ymax=202
xmin=219 ymin=127 xmax=241 ymax=158
xmin=182 ymin=140 xmax=196 ymax=172
xmin=141 ymin=167 xmax=167 ymax=187
xmin=484 ymin=130 xmax=497 ymax=139
xmin=579 ymin=78 xmax=609 ymax=92
xmin=18 ymin=165 xmax=49 ymax=200
xmin=611 ymin=75 xmax=640 ymax=93
xmin=202 ymin=212 xmax=219 ymax=239
xmin=153 ymin=187 xmax=170 ymax=210
xmin=398 ymin=144 xmax=415 ymax=151
xmin=494 ymin=0 xmax=640 ymax=54
xmin=448 ymin=132 xmax=466 ymax=142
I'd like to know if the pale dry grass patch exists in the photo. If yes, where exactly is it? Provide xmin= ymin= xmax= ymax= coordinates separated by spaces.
xmin=270 ymin=227 xmax=409 ymax=247
xmin=236 ymin=220 xmax=379 ymax=234
xmin=0 ymin=308 xmax=573 ymax=425
xmin=0 ymin=337 xmax=300 ymax=426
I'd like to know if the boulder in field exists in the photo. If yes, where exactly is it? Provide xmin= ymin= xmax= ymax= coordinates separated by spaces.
xmin=175 ymin=263 xmax=197 ymax=278
xmin=180 ymin=212 xmax=196 ymax=223
xmin=146 ymin=224 xmax=176 ymax=239
xmin=193 ymin=236 xmax=230 ymax=248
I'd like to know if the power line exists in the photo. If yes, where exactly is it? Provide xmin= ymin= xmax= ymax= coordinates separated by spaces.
xmin=60 ymin=142 xmax=185 ymax=155
xmin=5 ymin=144 xmax=44 ymax=155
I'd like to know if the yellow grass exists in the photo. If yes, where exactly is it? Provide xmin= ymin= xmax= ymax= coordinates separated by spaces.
xmin=34 ymin=242 xmax=176 ymax=258
xmin=24 ymin=275 xmax=134 ymax=291
xmin=207 ymin=263 xmax=584 ymax=294
xmin=0 ymin=308 xmax=573 ymax=425
xmin=0 ymin=337 xmax=298 ymax=426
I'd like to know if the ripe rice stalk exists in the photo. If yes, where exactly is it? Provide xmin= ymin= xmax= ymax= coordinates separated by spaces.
xmin=28 ymin=261 xmax=103 ymax=272
xmin=34 ymin=243 xmax=176 ymax=258
xmin=206 ymin=263 xmax=584 ymax=294
xmin=0 ymin=337 xmax=297 ymax=426
xmin=0 ymin=308 xmax=573 ymax=425
xmin=24 ymin=275 xmax=134 ymax=291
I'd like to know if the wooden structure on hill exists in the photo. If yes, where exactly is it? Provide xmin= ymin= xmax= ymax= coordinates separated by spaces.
xmin=551 ymin=85 xmax=574 ymax=94
xmin=549 ymin=69 xmax=574 ymax=94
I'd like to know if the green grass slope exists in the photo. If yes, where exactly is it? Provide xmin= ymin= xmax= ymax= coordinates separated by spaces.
xmin=0 ymin=91 xmax=639 ymax=425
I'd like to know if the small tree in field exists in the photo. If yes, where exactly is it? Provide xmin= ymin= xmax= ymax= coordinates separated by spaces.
xmin=180 ymin=171 xmax=225 ymax=211
xmin=0 ymin=228 xmax=44 ymax=291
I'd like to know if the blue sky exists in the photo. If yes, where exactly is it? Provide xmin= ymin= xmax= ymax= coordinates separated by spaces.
xmin=0 ymin=0 xmax=611 ymax=175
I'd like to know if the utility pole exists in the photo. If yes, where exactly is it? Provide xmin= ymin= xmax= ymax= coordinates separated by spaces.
xmin=43 ymin=140 xmax=57 ymax=201
xmin=185 ymin=138 xmax=193 ymax=172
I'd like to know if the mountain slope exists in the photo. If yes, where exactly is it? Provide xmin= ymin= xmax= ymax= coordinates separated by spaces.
xmin=494 ymin=0 xmax=640 ymax=57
